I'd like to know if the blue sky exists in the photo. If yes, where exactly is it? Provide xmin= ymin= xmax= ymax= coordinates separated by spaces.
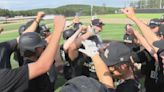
xmin=0 ymin=0 xmax=139 ymax=10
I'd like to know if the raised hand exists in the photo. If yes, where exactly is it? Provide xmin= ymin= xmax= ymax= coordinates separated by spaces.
xmin=79 ymin=40 xmax=99 ymax=57
xmin=121 ymin=7 xmax=136 ymax=20
xmin=54 ymin=16 xmax=65 ymax=32
xmin=73 ymin=16 xmax=80 ymax=23
xmin=37 ymin=11 xmax=45 ymax=19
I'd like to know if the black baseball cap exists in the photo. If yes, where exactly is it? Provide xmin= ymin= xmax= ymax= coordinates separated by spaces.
xmin=40 ymin=24 xmax=50 ymax=32
xmin=73 ymin=22 xmax=83 ymax=30
xmin=92 ymin=19 xmax=105 ymax=26
xmin=61 ymin=76 xmax=114 ymax=92
xmin=63 ymin=29 xmax=76 ymax=40
xmin=123 ymin=34 xmax=134 ymax=43
xmin=102 ymin=41 xmax=131 ymax=66
xmin=153 ymin=40 xmax=164 ymax=49
xmin=149 ymin=18 xmax=161 ymax=28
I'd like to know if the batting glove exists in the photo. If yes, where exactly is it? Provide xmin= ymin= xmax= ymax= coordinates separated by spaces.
xmin=79 ymin=40 xmax=99 ymax=57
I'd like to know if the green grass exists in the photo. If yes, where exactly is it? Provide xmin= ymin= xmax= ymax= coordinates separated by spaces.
xmin=97 ymin=13 xmax=163 ymax=19
xmin=0 ymin=32 xmax=19 ymax=42
xmin=3 ymin=22 xmax=25 ymax=31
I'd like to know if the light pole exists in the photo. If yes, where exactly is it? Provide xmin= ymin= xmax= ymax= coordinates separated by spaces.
xmin=160 ymin=0 xmax=162 ymax=9
xmin=91 ymin=4 xmax=93 ymax=17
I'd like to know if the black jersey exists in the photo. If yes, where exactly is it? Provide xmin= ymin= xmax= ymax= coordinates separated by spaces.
xmin=23 ymin=58 xmax=53 ymax=92
xmin=0 ymin=65 xmax=29 ymax=92
xmin=0 ymin=39 xmax=17 ymax=69
xmin=60 ymin=45 xmax=97 ymax=80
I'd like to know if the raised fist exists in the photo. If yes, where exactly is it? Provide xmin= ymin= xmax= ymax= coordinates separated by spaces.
xmin=121 ymin=7 xmax=136 ymax=20
xmin=36 ymin=11 xmax=45 ymax=19
xmin=54 ymin=16 xmax=65 ymax=32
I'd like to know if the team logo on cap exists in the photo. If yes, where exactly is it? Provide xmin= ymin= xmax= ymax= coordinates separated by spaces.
xmin=120 ymin=57 xmax=124 ymax=61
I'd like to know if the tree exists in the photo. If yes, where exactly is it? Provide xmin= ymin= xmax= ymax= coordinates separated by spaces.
xmin=131 ymin=0 xmax=164 ymax=9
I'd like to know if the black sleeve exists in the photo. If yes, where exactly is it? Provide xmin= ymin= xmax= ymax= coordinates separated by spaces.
xmin=108 ymin=88 xmax=116 ymax=92
xmin=7 ymin=39 xmax=18 ymax=52
xmin=0 ymin=65 xmax=29 ymax=92
xmin=0 ymin=39 xmax=18 ymax=52
xmin=156 ymin=49 xmax=164 ymax=92
xmin=157 ymin=49 xmax=164 ymax=69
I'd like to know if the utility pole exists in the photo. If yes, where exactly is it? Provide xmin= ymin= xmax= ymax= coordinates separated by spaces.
xmin=91 ymin=4 xmax=93 ymax=17
xmin=124 ymin=0 xmax=127 ymax=7
xmin=160 ymin=0 xmax=162 ymax=9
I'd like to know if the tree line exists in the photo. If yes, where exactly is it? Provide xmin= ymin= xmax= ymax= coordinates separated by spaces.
xmin=130 ymin=0 xmax=164 ymax=9
xmin=0 ymin=5 xmax=118 ymax=17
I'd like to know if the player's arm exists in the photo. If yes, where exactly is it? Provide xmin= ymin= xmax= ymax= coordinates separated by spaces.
xmin=16 ymin=12 xmax=45 ymax=42
xmin=23 ymin=11 xmax=45 ymax=34
xmin=70 ymin=26 xmax=93 ymax=49
xmin=121 ymin=7 xmax=160 ymax=52
xmin=63 ymin=27 xmax=82 ymax=52
xmin=28 ymin=16 xmax=65 ymax=80
xmin=133 ymin=30 xmax=158 ymax=61
xmin=68 ymin=26 xmax=94 ymax=60
xmin=79 ymin=40 xmax=114 ymax=89
xmin=92 ymin=54 xmax=114 ymax=88
xmin=45 ymin=34 xmax=52 ymax=43
xmin=45 ymin=22 xmax=84 ymax=45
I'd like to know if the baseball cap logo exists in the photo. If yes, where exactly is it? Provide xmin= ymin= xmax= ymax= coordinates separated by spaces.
xmin=104 ymin=49 xmax=109 ymax=58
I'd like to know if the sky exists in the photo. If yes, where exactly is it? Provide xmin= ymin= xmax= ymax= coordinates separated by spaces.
xmin=0 ymin=0 xmax=139 ymax=11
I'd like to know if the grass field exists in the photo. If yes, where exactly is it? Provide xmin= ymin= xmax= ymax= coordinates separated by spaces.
xmin=0 ymin=13 xmax=162 ymax=91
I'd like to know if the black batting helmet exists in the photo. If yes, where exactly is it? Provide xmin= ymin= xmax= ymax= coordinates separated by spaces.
xmin=39 ymin=24 xmax=50 ymax=37
xmin=19 ymin=32 xmax=47 ymax=57
xmin=18 ymin=25 xmax=26 ymax=35
xmin=63 ymin=29 xmax=76 ymax=40
xmin=91 ymin=19 xmax=104 ymax=26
